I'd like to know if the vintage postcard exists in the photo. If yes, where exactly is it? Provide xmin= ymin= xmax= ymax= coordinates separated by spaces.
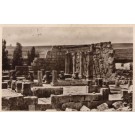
xmin=0 ymin=25 xmax=133 ymax=111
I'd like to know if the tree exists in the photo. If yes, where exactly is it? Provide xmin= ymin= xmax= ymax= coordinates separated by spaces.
xmin=30 ymin=46 xmax=36 ymax=62
xmin=2 ymin=39 xmax=10 ymax=70
xmin=12 ymin=42 xmax=23 ymax=69
xmin=27 ymin=46 xmax=37 ymax=65
xmin=27 ymin=51 xmax=31 ymax=66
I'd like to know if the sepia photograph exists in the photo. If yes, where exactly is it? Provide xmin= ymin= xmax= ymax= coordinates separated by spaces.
xmin=1 ymin=26 xmax=133 ymax=111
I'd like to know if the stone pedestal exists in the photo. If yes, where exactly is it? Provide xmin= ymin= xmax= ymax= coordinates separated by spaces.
xmin=52 ymin=70 xmax=58 ymax=86
xmin=100 ymin=88 xmax=109 ymax=100
xmin=22 ymin=82 xmax=32 ymax=96
xmin=38 ymin=70 xmax=43 ymax=86
xmin=16 ymin=81 xmax=22 ymax=93
xmin=11 ymin=80 xmax=16 ymax=90
xmin=87 ymin=80 xmax=92 ymax=93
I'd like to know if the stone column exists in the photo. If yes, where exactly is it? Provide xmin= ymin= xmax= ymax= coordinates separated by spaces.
xmin=65 ymin=52 xmax=70 ymax=74
xmin=79 ymin=52 xmax=84 ymax=79
xmin=86 ymin=51 xmax=93 ymax=80
xmin=38 ymin=70 xmax=43 ymax=86
xmin=52 ymin=70 xmax=58 ymax=86
xmin=72 ymin=52 xmax=77 ymax=75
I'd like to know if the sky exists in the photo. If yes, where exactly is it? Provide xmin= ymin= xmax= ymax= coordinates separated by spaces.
xmin=3 ymin=26 xmax=133 ymax=46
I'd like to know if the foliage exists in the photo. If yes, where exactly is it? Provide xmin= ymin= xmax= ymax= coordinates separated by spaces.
xmin=27 ymin=46 xmax=36 ymax=65
xmin=2 ymin=39 xmax=10 ymax=70
xmin=12 ymin=42 xmax=23 ymax=69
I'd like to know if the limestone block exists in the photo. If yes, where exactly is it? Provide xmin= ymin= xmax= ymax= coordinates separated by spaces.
xmin=11 ymin=80 xmax=16 ymax=90
xmin=80 ymin=105 xmax=90 ymax=111
xmin=2 ymin=95 xmax=24 ymax=110
xmin=100 ymin=88 xmax=109 ymax=100
xmin=38 ymin=71 xmax=43 ymax=86
xmin=2 ymin=82 xmax=8 ymax=89
xmin=62 ymin=102 xmax=82 ymax=111
xmin=65 ymin=108 xmax=78 ymax=111
xmin=16 ymin=81 xmax=22 ymax=93
xmin=4 ymin=80 xmax=11 ymax=88
xmin=32 ymin=87 xmax=63 ymax=98
xmin=2 ymin=71 xmax=9 ymax=76
xmin=24 ymin=96 xmax=38 ymax=105
xmin=97 ymin=103 xmax=109 ymax=111
xmin=22 ymin=82 xmax=32 ymax=96
xmin=84 ymin=93 xmax=102 ymax=101
xmin=2 ymin=76 xmax=10 ymax=81
xmin=112 ymin=101 xmax=123 ymax=109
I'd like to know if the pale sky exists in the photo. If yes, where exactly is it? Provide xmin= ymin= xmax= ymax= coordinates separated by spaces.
xmin=3 ymin=27 xmax=133 ymax=46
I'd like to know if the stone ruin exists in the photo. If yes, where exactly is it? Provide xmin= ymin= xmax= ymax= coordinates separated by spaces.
xmin=2 ymin=42 xmax=133 ymax=111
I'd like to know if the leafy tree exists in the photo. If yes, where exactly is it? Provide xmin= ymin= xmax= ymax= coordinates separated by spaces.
xmin=30 ymin=46 xmax=36 ymax=62
xmin=12 ymin=42 xmax=23 ymax=69
xmin=27 ymin=51 xmax=31 ymax=66
xmin=2 ymin=39 xmax=10 ymax=70
xmin=27 ymin=46 xmax=37 ymax=65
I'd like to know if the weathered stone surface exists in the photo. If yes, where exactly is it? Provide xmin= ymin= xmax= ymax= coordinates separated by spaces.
xmin=65 ymin=108 xmax=77 ymax=111
xmin=3 ymin=80 xmax=11 ymax=88
xmin=2 ymin=76 xmax=10 ymax=81
xmin=52 ymin=80 xmax=88 ymax=86
xmin=104 ymin=108 xmax=115 ymax=112
xmin=80 ymin=105 xmax=90 ymax=111
xmin=97 ymin=103 xmax=109 ymax=111
xmin=11 ymin=80 xmax=16 ymax=90
xmin=51 ymin=70 xmax=58 ymax=85
xmin=116 ymin=106 xmax=132 ymax=111
xmin=62 ymin=102 xmax=83 ymax=111
xmin=112 ymin=101 xmax=123 ymax=109
xmin=38 ymin=70 xmax=43 ymax=86
xmin=91 ymin=109 xmax=98 ymax=111
xmin=2 ymin=95 xmax=24 ymax=110
xmin=100 ymin=88 xmax=109 ymax=100
xmin=16 ymin=81 xmax=22 ymax=93
xmin=2 ymin=82 xmax=8 ymax=89
xmin=51 ymin=93 xmax=103 ymax=109
xmin=32 ymin=87 xmax=63 ymax=98
xmin=23 ymin=96 xmax=38 ymax=110
xmin=22 ymin=82 xmax=32 ymax=96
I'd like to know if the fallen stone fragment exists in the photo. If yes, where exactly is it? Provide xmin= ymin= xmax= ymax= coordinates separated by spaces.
xmin=65 ymin=108 xmax=78 ymax=111
xmin=62 ymin=102 xmax=82 ymax=111
xmin=80 ymin=105 xmax=90 ymax=111
xmin=97 ymin=103 xmax=109 ymax=111
xmin=91 ymin=109 xmax=98 ymax=112
xmin=112 ymin=101 xmax=123 ymax=109
xmin=104 ymin=108 xmax=115 ymax=112
xmin=116 ymin=106 xmax=132 ymax=111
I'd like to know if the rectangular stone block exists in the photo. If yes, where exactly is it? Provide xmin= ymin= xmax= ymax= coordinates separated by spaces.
xmin=84 ymin=93 xmax=102 ymax=101
xmin=51 ymin=93 xmax=103 ymax=109
xmin=52 ymin=80 xmax=88 ymax=86
xmin=2 ymin=95 xmax=24 ymax=110
xmin=2 ymin=82 xmax=8 ymax=89
xmin=22 ymin=82 xmax=32 ymax=96
xmin=2 ymin=76 xmax=10 ymax=81
xmin=32 ymin=87 xmax=63 ymax=98
xmin=16 ymin=81 xmax=22 ymax=93
xmin=23 ymin=96 xmax=38 ymax=105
